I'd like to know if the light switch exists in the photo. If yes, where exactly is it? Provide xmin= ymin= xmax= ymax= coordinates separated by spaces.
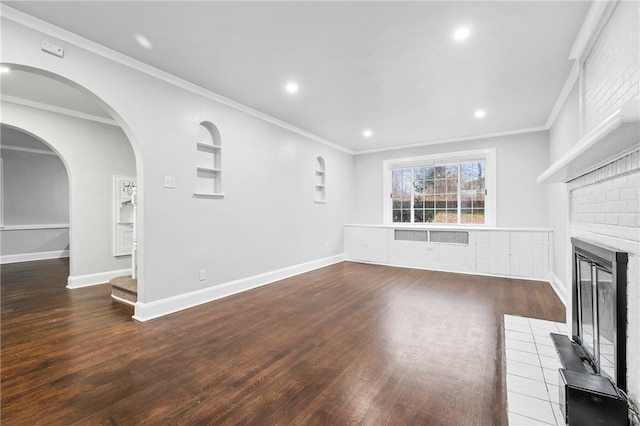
xmin=164 ymin=176 xmax=176 ymax=188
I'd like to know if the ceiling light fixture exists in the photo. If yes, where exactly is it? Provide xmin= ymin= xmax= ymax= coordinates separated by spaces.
xmin=453 ymin=27 xmax=471 ymax=41
xmin=363 ymin=129 xmax=373 ymax=138
xmin=285 ymin=82 xmax=299 ymax=94
xmin=0 ymin=66 xmax=10 ymax=73
xmin=474 ymin=109 xmax=486 ymax=118
xmin=134 ymin=33 xmax=154 ymax=50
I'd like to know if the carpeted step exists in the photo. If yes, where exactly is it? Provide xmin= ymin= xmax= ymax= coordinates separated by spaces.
xmin=110 ymin=275 xmax=137 ymax=305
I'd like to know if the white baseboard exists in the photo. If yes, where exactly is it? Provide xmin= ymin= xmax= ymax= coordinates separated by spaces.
xmin=111 ymin=294 xmax=136 ymax=306
xmin=133 ymin=254 xmax=346 ymax=322
xmin=548 ymin=271 xmax=568 ymax=307
xmin=0 ymin=249 xmax=69 ymax=264
xmin=67 ymin=268 xmax=132 ymax=289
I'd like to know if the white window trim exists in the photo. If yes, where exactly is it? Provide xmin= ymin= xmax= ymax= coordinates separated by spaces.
xmin=382 ymin=148 xmax=496 ymax=227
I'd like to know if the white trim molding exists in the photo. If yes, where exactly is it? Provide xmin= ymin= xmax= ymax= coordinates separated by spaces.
xmin=133 ymin=254 xmax=345 ymax=322
xmin=355 ymin=126 xmax=546 ymax=156
xmin=1 ymin=249 xmax=69 ymax=264
xmin=1 ymin=95 xmax=118 ymax=126
xmin=67 ymin=268 xmax=132 ymax=289
xmin=0 ymin=144 xmax=58 ymax=156
xmin=548 ymin=271 xmax=568 ymax=307
xmin=1 ymin=223 xmax=69 ymax=230
xmin=568 ymin=0 xmax=617 ymax=64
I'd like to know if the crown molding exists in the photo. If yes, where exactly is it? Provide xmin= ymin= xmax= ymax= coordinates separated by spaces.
xmin=2 ymin=94 xmax=119 ymax=126
xmin=0 ymin=144 xmax=58 ymax=156
xmin=354 ymin=126 xmax=548 ymax=155
xmin=568 ymin=0 xmax=616 ymax=63
xmin=0 ymin=5 xmax=353 ymax=155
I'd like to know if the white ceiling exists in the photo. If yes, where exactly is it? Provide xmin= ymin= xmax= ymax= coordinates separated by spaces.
xmin=2 ymin=1 xmax=590 ymax=153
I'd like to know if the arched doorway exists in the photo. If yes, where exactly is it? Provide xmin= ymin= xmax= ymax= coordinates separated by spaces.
xmin=0 ymin=64 xmax=142 ymax=312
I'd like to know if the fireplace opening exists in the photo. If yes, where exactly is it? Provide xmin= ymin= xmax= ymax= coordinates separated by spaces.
xmin=572 ymin=237 xmax=628 ymax=392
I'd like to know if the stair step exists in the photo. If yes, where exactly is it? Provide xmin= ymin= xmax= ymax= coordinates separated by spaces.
xmin=110 ymin=275 xmax=137 ymax=305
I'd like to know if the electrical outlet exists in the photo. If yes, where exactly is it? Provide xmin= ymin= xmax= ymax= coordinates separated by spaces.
xmin=164 ymin=176 xmax=176 ymax=188
xmin=199 ymin=269 xmax=206 ymax=281
xmin=41 ymin=41 xmax=64 ymax=58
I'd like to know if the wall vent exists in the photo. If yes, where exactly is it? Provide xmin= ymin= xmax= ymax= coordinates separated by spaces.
xmin=395 ymin=230 xmax=428 ymax=242
xmin=430 ymin=231 xmax=469 ymax=245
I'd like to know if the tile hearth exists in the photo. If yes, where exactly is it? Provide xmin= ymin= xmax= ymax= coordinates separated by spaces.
xmin=504 ymin=314 xmax=569 ymax=426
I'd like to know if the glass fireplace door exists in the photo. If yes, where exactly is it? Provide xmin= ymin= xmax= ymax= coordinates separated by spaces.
xmin=577 ymin=257 xmax=595 ymax=358
xmin=596 ymin=267 xmax=615 ymax=380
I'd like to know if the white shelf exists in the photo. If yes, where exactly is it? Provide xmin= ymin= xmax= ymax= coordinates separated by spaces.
xmin=193 ymin=192 xmax=225 ymax=199
xmin=196 ymin=166 xmax=221 ymax=173
xmin=538 ymin=99 xmax=640 ymax=183
xmin=197 ymin=142 xmax=221 ymax=151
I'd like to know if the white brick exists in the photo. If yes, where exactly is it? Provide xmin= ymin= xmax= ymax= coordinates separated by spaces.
xmin=606 ymin=214 xmax=619 ymax=225
xmin=619 ymin=214 xmax=638 ymax=227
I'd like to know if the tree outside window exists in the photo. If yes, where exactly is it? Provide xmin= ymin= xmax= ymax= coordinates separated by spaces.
xmin=391 ymin=162 xmax=485 ymax=224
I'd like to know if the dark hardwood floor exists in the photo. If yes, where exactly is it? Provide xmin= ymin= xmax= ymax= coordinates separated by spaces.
xmin=1 ymin=259 xmax=564 ymax=425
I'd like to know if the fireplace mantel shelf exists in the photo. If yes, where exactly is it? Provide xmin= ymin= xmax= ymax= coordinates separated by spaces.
xmin=538 ymin=99 xmax=640 ymax=184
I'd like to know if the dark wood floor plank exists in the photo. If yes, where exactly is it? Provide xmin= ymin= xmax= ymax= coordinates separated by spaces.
xmin=1 ymin=259 xmax=564 ymax=425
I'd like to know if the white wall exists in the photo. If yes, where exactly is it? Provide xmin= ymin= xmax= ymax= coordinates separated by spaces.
xmin=1 ymin=126 xmax=70 ymax=261
xmin=1 ymin=102 xmax=136 ymax=279
xmin=547 ymin=83 xmax=579 ymax=302
xmin=353 ymin=131 xmax=550 ymax=228
xmin=1 ymin=128 xmax=69 ymax=224
xmin=0 ymin=14 xmax=353 ymax=316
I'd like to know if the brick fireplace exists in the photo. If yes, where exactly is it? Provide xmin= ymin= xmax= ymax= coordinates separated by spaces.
xmin=568 ymin=150 xmax=640 ymax=401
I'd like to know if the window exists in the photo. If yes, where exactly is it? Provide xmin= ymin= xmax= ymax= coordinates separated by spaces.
xmin=383 ymin=149 xmax=496 ymax=226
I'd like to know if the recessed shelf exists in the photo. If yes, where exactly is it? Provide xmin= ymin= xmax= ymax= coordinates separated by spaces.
xmin=197 ymin=166 xmax=221 ymax=174
xmin=315 ymin=156 xmax=326 ymax=203
xmin=197 ymin=142 xmax=221 ymax=151
xmin=193 ymin=192 xmax=225 ymax=199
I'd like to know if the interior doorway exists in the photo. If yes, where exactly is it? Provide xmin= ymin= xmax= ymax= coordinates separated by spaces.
xmin=0 ymin=65 xmax=141 ymax=310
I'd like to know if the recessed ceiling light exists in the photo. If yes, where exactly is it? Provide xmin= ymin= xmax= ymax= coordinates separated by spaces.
xmin=474 ymin=109 xmax=486 ymax=118
xmin=134 ymin=33 xmax=153 ymax=50
xmin=453 ymin=27 xmax=471 ymax=41
xmin=0 ymin=66 xmax=10 ymax=73
xmin=363 ymin=129 xmax=373 ymax=138
xmin=285 ymin=82 xmax=299 ymax=94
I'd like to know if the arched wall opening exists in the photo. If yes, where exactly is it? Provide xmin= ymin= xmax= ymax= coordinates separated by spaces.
xmin=0 ymin=64 xmax=143 ymax=306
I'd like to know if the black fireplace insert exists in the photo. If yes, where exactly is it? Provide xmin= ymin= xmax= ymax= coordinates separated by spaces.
xmin=571 ymin=237 xmax=628 ymax=392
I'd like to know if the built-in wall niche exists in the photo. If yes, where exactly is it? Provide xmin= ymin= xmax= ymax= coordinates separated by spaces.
xmin=114 ymin=175 xmax=136 ymax=256
xmin=195 ymin=121 xmax=223 ymax=198
xmin=315 ymin=156 xmax=326 ymax=203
